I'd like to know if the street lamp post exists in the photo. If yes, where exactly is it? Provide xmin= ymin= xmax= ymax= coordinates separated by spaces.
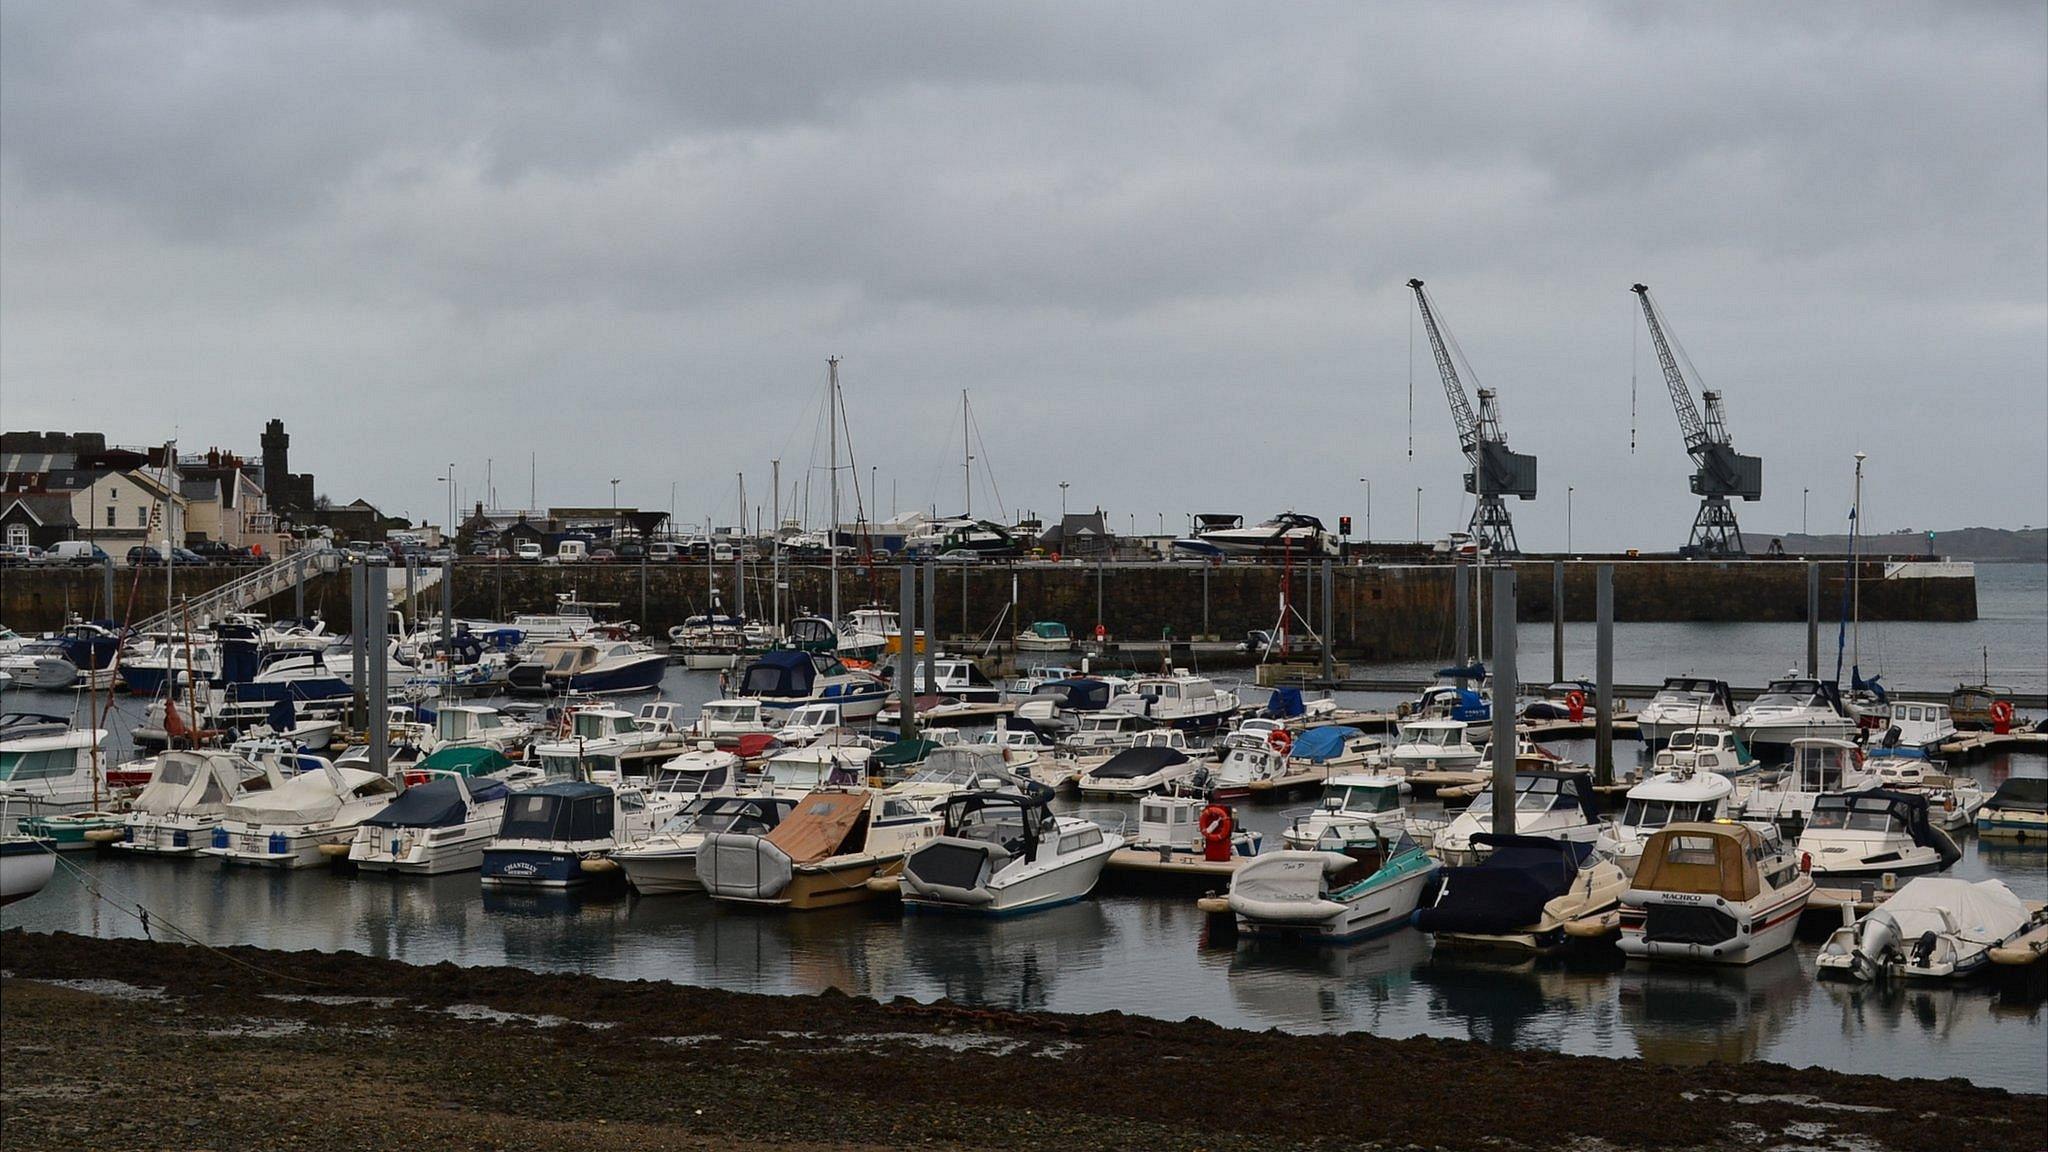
xmin=1567 ymin=486 xmax=1574 ymax=555
xmin=1059 ymin=481 xmax=1069 ymax=519
xmin=1414 ymin=487 xmax=1422 ymax=543
xmin=1358 ymin=477 xmax=1370 ymax=543
xmin=610 ymin=478 xmax=621 ymax=544
xmin=1803 ymin=487 xmax=1810 ymax=536
xmin=436 ymin=463 xmax=454 ymax=550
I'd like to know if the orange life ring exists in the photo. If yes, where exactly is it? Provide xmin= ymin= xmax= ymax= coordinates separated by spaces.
xmin=1990 ymin=700 xmax=2015 ymax=733
xmin=1093 ymin=623 xmax=1107 ymax=642
xmin=1199 ymin=804 xmax=1233 ymax=843
xmin=1799 ymin=851 xmax=1812 ymax=874
xmin=1565 ymin=690 xmax=1586 ymax=723
xmin=1266 ymin=728 xmax=1293 ymax=755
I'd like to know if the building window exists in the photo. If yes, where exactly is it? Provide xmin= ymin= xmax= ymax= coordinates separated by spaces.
xmin=138 ymin=507 xmax=150 ymax=527
xmin=107 ymin=506 xmax=117 ymax=527
xmin=5 ymin=524 xmax=26 ymax=549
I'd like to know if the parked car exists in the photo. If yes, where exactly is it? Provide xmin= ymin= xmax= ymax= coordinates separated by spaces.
xmin=590 ymin=548 xmax=617 ymax=562
xmin=514 ymin=542 xmax=543 ymax=562
xmin=616 ymin=543 xmax=644 ymax=562
xmin=170 ymin=547 xmax=206 ymax=565
xmin=49 ymin=542 xmax=113 ymax=566
xmin=0 ymin=544 xmax=44 ymax=566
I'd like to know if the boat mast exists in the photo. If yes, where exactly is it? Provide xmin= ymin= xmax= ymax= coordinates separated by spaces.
xmin=1851 ymin=451 xmax=1865 ymax=671
xmin=735 ymin=472 xmax=746 ymax=620
xmin=962 ymin=390 xmax=972 ymax=520
xmin=828 ymin=356 xmax=841 ymax=631
xmin=771 ymin=458 xmax=782 ymax=630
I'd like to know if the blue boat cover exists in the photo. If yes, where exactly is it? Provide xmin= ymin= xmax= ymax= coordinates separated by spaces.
xmin=1036 ymin=678 xmax=1115 ymax=711
xmin=366 ymin=777 xmax=510 ymax=828
xmin=1290 ymin=725 xmax=1362 ymax=763
xmin=1264 ymin=687 xmax=1305 ymax=719
xmin=266 ymin=696 xmax=297 ymax=733
xmin=1436 ymin=662 xmax=1487 ymax=681
xmin=740 ymin=650 xmax=815 ymax=696
xmin=1413 ymin=834 xmax=1593 ymax=935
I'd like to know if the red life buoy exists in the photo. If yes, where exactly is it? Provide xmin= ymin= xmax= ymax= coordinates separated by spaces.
xmin=1991 ymin=700 xmax=2015 ymax=734
xmin=1199 ymin=804 xmax=1233 ymax=862
xmin=1565 ymin=690 xmax=1586 ymax=723
xmin=1799 ymin=851 xmax=1812 ymax=874
xmin=1093 ymin=623 xmax=1107 ymax=643
xmin=1266 ymin=728 xmax=1293 ymax=755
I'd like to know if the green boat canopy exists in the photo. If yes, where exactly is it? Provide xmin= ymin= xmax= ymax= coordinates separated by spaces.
xmin=416 ymin=745 xmax=514 ymax=777
xmin=875 ymin=738 xmax=940 ymax=768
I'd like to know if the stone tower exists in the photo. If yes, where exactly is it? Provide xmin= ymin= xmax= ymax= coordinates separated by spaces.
xmin=260 ymin=418 xmax=293 ymax=511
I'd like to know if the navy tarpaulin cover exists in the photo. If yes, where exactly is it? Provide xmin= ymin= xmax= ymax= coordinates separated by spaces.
xmin=1092 ymin=746 xmax=1188 ymax=779
xmin=1987 ymin=777 xmax=2048 ymax=813
xmin=740 ymin=651 xmax=814 ymax=697
xmin=220 ymin=639 xmax=261 ymax=684
xmin=266 ymin=696 xmax=297 ymax=732
xmin=1436 ymin=662 xmax=1487 ymax=681
xmin=366 ymin=778 xmax=472 ymax=828
xmin=1264 ymin=688 xmax=1305 ymax=719
xmin=1037 ymin=678 xmax=1114 ymax=711
xmin=1291 ymin=725 xmax=1361 ymax=763
xmin=1413 ymin=834 xmax=1591 ymax=934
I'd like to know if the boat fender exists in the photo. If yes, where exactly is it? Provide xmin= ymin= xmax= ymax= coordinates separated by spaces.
xmin=1195 ymin=894 xmax=1231 ymax=915
xmin=317 ymin=842 xmax=352 ymax=858
xmin=83 ymin=827 xmax=127 ymax=843
xmin=579 ymin=856 xmax=620 ymax=874
xmin=865 ymin=875 xmax=901 ymax=895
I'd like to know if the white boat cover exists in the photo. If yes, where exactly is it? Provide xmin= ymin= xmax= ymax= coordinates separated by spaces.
xmin=130 ymin=751 xmax=253 ymax=816
xmin=1227 ymin=851 xmax=1352 ymax=922
xmin=1873 ymin=878 xmax=2028 ymax=946
xmin=221 ymin=767 xmax=386 ymax=825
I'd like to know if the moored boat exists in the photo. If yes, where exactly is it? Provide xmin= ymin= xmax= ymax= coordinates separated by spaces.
xmin=698 ymin=788 xmax=942 ymax=911
xmin=1619 ymin=821 xmax=1812 ymax=965
xmin=1228 ymin=827 xmax=1438 ymax=943
xmin=1816 ymin=877 xmax=2043 ymax=980
xmin=899 ymin=791 xmax=1123 ymax=915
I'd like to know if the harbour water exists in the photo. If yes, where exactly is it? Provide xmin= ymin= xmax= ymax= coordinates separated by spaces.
xmin=4 ymin=562 xmax=2044 ymax=1091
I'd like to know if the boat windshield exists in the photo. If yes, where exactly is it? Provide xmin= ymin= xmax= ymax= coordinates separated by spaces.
xmin=1753 ymin=684 xmax=1821 ymax=708
xmin=1332 ymin=785 xmax=1398 ymax=813
xmin=1807 ymin=805 xmax=1896 ymax=833
xmin=1621 ymin=798 xmax=1714 ymax=829
xmin=0 ymin=748 xmax=76 ymax=782
xmin=1470 ymin=775 xmax=1571 ymax=814
xmin=1667 ymin=731 xmax=1699 ymax=750
xmin=704 ymin=703 xmax=753 ymax=723
xmin=758 ymin=759 xmax=834 ymax=787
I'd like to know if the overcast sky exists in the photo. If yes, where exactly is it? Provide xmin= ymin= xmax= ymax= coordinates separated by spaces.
xmin=3 ymin=2 xmax=2043 ymax=549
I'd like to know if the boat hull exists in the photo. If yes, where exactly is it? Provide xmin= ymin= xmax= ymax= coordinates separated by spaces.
xmin=554 ymin=656 xmax=668 ymax=696
xmin=481 ymin=846 xmax=613 ymax=888
xmin=0 ymin=838 xmax=57 ymax=905
xmin=903 ymin=848 xmax=1115 ymax=916
xmin=1233 ymin=864 xmax=1436 ymax=943
xmin=616 ymin=849 xmax=705 ymax=894
xmin=1619 ymin=888 xmax=1809 ymax=965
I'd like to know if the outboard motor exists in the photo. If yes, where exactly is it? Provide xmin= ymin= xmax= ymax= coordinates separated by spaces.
xmin=1909 ymin=930 xmax=1940 ymax=970
xmin=1854 ymin=915 xmax=1900 ymax=981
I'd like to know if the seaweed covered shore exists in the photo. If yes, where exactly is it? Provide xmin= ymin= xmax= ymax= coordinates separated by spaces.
xmin=1 ymin=930 xmax=2039 ymax=1151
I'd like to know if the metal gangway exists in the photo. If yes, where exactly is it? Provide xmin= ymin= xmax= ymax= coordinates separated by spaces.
xmin=124 ymin=549 xmax=342 ymax=635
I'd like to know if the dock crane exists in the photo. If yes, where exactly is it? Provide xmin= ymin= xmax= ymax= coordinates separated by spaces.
xmin=1631 ymin=284 xmax=1762 ymax=556
xmin=1407 ymin=279 xmax=1537 ymax=554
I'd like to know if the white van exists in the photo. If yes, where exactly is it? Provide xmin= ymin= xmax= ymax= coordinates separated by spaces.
xmin=514 ymin=541 xmax=543 ymax=562
xmin=647 ymin=541 xmax=683 ymax=562
xmin=49 ymin=541 xmax=113 ymax=566
xmin=552 ymin=539 xmax=588 ymax=564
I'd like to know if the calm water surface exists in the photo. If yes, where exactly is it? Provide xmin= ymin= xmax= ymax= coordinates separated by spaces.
xmin=5 ymin=562 xmax=2045 ymax=1090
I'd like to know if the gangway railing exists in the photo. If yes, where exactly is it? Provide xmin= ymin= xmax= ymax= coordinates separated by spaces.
xmin=125 ymin=550 xmax=341 ymax=635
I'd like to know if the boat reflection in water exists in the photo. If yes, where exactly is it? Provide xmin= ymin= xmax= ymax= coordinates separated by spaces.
xmin=1614 ymin=947 xmax=1808 ymax=1065
xmin=1417 ymin=949 xmax=1626 ymax=1052
xmin=1219 ymin=928 xmax=1430 ymax=1033
xmin=897 ymin=899 xmax=1117 ymax=1013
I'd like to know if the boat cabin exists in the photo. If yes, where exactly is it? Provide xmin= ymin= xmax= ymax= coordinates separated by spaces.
xmin=435 ymin=706 xmax=517 ymax=745
xmin=1751 ymin=679 xmax=1850 ymax=716
xmin=496 ymin=782 xmax=617 ymax=845
xmin=1653 ymin=728 xmax=1751 ymax=773
xmin=637 ymin=702 xmax=689 ymax=732
xmin=1315 ymin=776 xmax=1404 ymax=817
xmin=1632 ymin=822 xmax=1794 ymax=899
xmin=1468 ymin=771 xmax=1601 ymax=822
xmin=1788 ymin=738 xmax=1865 ymax=791
xmin=568 ymin=708 xmax=642 ymax=742
xmin=1393 ymin=719 xmax=1472 ymax=752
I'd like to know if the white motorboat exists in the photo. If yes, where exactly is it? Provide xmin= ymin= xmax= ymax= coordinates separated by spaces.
xmin=119 ymin=749 xmax=285 ymax=856
xmin=1285 ymin=725 xmax=1385 ymax=773
xmin=1013 ymin=621 xmax=1074 ymax=653
xmin=909 ymin=656 xmax=1004 ymax=706
xmin=1076 ymin=742 xmax=1198 ymax=799
xmin=735 ymin=651 xmax=890 ymax=723
xmin=1876 ymin=700 xmax=1959 ymax=751
xmin=1413 ymin=835 xmax=1630 ymax=952
xmin=1385 ymin=719 xmax=1482 ymax=775
xmin=1123 ymin=791 xmax=1263 ymax=861
xmin=1976 ymin=777 xmax=2047 ymax=844
xmin=699 ymin=788 xmax=942 ymax=910
xmin=116 ymin=636 xmax=223 ymax=696
xmin=842 ymin=606 xmax=915 ymax=657
xmin=1108 ymin=672 xmax=1238 ymax=734
xmin=689 ymin=698 xmax=776 ymax=741
xmin=1793 ymin=789 xmax=1960 ymax=880
xmin=348 ymin=775 xmax=513 ymax=875
xmin=1816 ymin=877 xmax=2045 ymax=980
xmin=1060 ymin=710 xmax=1158 ymax=755
xmin=1734 ymin=737 xmax=1877 ymax=828
xmin=1009 ymin=665 xmax=1080 ymax=695
xmin=0 ymin=820 xmax=56 ymax=907
xmin=773 ymin=702 xmax=858 ymax=746
xmin=611 ymin=794 xmax=797 ymax=894
xmin=0 ymin=727 xmax=112 ymax=827
xmin=1865 ymin=750 xmax=1988 ymax=830
xmin=1431 ymin=769 xmax=1604 ymax=867
xmin=1597 ymin=767 xmax=1736 ymax=875
xmin=1209 ymin=740 xmax=1298 ymax=801
xmin=481 ymin=780 xmax=678 ymax=887
xmin=1620 ymin=821 xmax=1813 ymax=965
xmin=1633 ymin=677 xmax=1737 ymax=747
xmin=1731 ymin=677 xmax=1859 ymax=760
xmin=1280 ymin=775 xmax=1409 ymax=849
xmin=753 ymin=736 xmax=872 ymax=798
xmin=1178 ymin=511 xmax=1339 ymax=559
xmin=900 ymin=791 xmax=1123 ymax=915
xmin=530 ymin=706 xmax=689 ymax=781
xmin=1649 ymin=727 xmax=1758 ymax=778
xmin=668 ymin=611 xmax=755 ymax=670
xmin=881 ymin=746 xmax=1038 ymax=812
xmin=1228 ymin=827 xmax=1439 ymax=943
xmin=646 ymin=744 xmax=747 ymax=804
xmin=432 ymin=704 xmax=533 ymax=756
xmin=205 ymin=761 xmax=401 ymax=868
xmin=507 ymin=638 xmax=667 ymax=696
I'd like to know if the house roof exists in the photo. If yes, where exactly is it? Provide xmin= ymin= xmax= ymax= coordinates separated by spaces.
xmin=0 ymin=493 xmax=79 ymax=527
